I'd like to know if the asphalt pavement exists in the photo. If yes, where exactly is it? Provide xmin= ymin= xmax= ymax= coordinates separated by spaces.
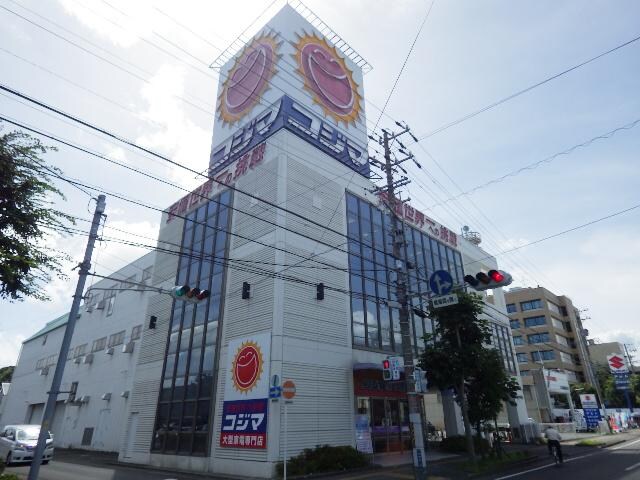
xmin=6 ymin=434 xmax=640 ymax=480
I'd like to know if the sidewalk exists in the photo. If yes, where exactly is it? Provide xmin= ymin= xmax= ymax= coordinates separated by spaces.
xmin=372 ymin=449 xmax=459 ymax=467
xmin=561 ymin=429 xmax=640 ymax=446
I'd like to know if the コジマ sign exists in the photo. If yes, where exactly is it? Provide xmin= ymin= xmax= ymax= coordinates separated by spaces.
xmin=220 ymin=332 xmax=271 ymax=449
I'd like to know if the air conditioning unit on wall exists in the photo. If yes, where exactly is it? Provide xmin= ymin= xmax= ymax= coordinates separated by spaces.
xmin=122 ymin=342 xmax=135 ymax=354
xmin=83 ymin=353 xmax=94 ymax=364
xmin=105 ymin=347 xmax=114 ymax=355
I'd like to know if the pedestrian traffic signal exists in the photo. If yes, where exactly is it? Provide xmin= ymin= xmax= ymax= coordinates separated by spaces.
xmin=170 ymin=285 xmax=210 ymax=302
xmin=464 ymin=270 xmax=512 ymax=291
xmin=382 ymin=358 xmax=392 ymax=381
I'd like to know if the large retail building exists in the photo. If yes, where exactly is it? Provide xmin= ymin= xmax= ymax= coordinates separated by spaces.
xmin=1 ymin=4 xmax=529 ymax=478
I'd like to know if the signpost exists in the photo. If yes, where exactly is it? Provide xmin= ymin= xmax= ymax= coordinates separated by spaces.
xmin=580 ymin=394 xmax=602 ymax=429
xmin=431 ymin=294 xmax=459 ymax=309
xmin=608 ymin=354 xmax=633 ymax=412
xmin=282 ymin=380 xmax=296 ymax=480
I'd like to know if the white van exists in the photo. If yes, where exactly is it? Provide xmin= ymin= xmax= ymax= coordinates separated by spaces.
xmin=0 ymin=425 xmax=54 ymax=465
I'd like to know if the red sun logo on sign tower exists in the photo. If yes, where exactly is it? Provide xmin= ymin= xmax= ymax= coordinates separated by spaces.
xmin=218 ymin=33 xmax=280 ymax=125
xmin=293 ymin=32 xmax=362 ymax=126
xmin=232 ymin=340 xmax=264 ymax=393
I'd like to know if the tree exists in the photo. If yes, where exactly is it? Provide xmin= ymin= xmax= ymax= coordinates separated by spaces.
xmin=0 ymin=127 xmax=73 ymax=301
xmin=466 ymin=348 xmax=520 ymax=457
xmin=0 ymin=366 xmax=14 ymax=383
xmin=419 ymin=290 xmax=510 ymax=464
xmin=570 ymin=382 xmax=597 ymax=408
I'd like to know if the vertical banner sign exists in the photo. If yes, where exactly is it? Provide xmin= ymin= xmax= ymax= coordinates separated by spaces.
xmin=220 ymin=332 xmax=271 ymax=449
xmin=579 ymin=394 xmax=602 ymax=429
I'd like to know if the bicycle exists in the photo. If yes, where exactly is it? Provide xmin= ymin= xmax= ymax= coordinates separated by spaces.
xmin=550 ymin=442 xmax=562 ymax=466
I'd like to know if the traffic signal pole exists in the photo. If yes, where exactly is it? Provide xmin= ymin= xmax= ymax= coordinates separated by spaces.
xmin=28 ymin=195 xmax=106 ymax=480
xmin=381 ymin=129 xmax=427 ymax=480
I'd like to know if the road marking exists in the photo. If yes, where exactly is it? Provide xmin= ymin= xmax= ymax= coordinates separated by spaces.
xmin=494 ymin=452 xmax=597 ymax=479
xmin=625 ymin=461 xmax=640 ymax=471
xmin=611 ymin=438 xmax=640 ymax=450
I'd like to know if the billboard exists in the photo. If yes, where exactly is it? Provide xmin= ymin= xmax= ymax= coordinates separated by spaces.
xmin=607 ymin=354 xmax=629 ymax=373
xmin=220 ymin=331 xmax=271 ymax=449
xmin=209 ymin=4 xmax=369 ymax=176
xmin=543 ymin=369 xmax=570 ymax=394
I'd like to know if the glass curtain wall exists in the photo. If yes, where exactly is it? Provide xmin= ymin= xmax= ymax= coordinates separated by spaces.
xmin=151 ymin=190 xmax=232 ymax=456
xmin=346 ymin=192 xmax=464 ymax=355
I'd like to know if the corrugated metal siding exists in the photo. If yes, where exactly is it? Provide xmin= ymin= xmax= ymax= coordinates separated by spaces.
xmin=231 ymin=157 xmax=279 ymax=250
xmin=279 ymin=362 xmax=353 ymax=456
xmin=137 ymin=293 xmax=171 ymax=365
xmin=285 ymin=157 xmax=344 ymax=247
xmin=128 ymin=379 xmax=160 ymax=453
xmin=222 ymin=248 xmax=275 ymax=340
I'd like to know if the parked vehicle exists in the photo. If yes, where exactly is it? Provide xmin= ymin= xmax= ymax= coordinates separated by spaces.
xmin=0 ymin=425 xmax=53 ymax=465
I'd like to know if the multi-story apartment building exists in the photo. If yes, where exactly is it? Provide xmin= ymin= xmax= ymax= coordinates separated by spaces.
xmin=505 ymin=287 xmax=597 ymax=420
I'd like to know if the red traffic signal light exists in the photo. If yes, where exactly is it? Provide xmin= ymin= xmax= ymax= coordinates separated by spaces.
xmin=382 ymin=359 xmax=390 ymax=369
xmin=171 ymin=285 xmax=209 ymax=303
xmin=464 ymin=270 xmax=512 ymax=291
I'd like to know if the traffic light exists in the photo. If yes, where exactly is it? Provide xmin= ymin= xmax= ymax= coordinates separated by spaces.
xmin=464 ymin=270 xmax=513 ymax=291
xmin=170 ymin=285 xmax=210 ymax=303
xmin=316 ymin=283 xmax=324 ymax=300
xmin=382 ymin=358 xmax=392 ymax=381
xmin=242 ymin=282 xmax=251 ymax=299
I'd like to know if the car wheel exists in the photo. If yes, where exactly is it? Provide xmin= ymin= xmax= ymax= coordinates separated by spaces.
xmin=42 ymin=460 xmax=49 ymax=465
xmin=6 ymin=452 xmax=12 ymax=466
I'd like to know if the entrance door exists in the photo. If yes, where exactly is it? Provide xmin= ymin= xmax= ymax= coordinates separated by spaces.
xmin=370 ymin=398 xmax=409 ymax=453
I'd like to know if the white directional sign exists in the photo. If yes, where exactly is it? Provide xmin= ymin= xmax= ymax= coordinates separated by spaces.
xmin=389 ymin=356 xmax=403 ymax=381
xmin=431 ymin=294 xmax=459 ymax=309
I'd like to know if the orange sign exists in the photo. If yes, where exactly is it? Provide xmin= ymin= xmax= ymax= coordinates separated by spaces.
xmin=282 ymin=380 xmax=296 ymax=400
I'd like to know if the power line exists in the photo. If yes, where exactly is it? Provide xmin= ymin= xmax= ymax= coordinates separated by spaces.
xmin=426 ymin=117 xmax=640 ymax=209
xmin=0 ymin=86 xmax=398 ymax=264
xmin=410 ymin=32 xmax=640 ymax=142
xmin=0 ymin=3 xmax=214 ymax=114
xmin=464 ymin=200 xmax=640 ymax=267
xmin=372 ymin=0 xmax=435 ymax=132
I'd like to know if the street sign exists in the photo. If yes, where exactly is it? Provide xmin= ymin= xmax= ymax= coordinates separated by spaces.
xmin=389 ymin=356 xmax=403 ymax=381
xmin=282 ymin=380 xmax=296 ymax=400
xmin=429 ymin=270 xmax=453 ymax=296
xmin=608 ymin=354 xmax=629 ymax=373
xmin=614 ymin=372 xmax=631 ymax=391
xmin=580 ymin=394 xmax=601 ymax=429
xmin=431 ymin=293 xmax=459 ymax=309
xmin=269 ymin=386 xmax=282 ymax=399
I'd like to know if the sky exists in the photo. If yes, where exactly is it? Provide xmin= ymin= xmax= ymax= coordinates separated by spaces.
xmin=1 ymin=0 xmax=639 ymax=367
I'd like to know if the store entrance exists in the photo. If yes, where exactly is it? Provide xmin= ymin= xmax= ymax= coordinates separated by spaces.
xmin=368 ymin=398 xmax=411 ymax=453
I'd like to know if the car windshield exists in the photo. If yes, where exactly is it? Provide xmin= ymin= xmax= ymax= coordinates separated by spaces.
xmin=16 ymin=428 xmax=41 ymax=441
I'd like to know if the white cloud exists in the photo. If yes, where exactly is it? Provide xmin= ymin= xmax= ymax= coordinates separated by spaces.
xmin=58 ymin=0 xmax=154 ymax=48
xmin=0 ymin=331 xmax=26 ymax=367
xmin=136 ymin=65 xmax=211 ymax=190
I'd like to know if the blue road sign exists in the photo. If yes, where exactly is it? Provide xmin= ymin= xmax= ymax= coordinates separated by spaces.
xmin=269 ymin=386 xmax=282 ymax=399
xmin=429 ymin=270 xmax=453 ymax=295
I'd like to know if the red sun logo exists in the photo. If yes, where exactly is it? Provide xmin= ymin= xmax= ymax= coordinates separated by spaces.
xmin=232 ymin=341 xmax=263 ymax=393
xmin=293 ymin=32 xmax=362 ymax=126
xmin=218 ymin=33 xmax=280 ymax=125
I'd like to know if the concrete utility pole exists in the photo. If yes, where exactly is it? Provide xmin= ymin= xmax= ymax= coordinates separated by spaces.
xmin=28 ymin=195 xmax=106 ymax=480
xmin=379 ymin=127 xmax=427 ymax=480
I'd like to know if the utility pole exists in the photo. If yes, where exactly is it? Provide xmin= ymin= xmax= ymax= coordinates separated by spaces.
xmin=623 ymin=344 xmax=635 ymax=413
xmin=28 ymin=195 xmax=106 ymax=480
xmin=376 ymin=126 xmax=426 ymax=480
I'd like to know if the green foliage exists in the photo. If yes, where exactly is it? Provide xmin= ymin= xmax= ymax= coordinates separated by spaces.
xmin=0 ymin=127 xmax=74 ymax=301
xmin=576 ymin=439 xmax=605 ymax=447
xmin=0 ymin=366 xmax=13 ymax=383
xmin=440 ymin=435 xmax=490 ymax=454
xmin=570 ymin=382 xmax=598 ymax=408
xmin=275 ymin=445 xmax=369 ymax=477
xmin=467 ymin=349 xmax=520 ymax=428
xmin=419 ymin=290 xmax=519 ymax=426
xmin=594 ymin=365 xmax=640 ymax=408
xmin=0 ymin=474 xmax=20 ymax=480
